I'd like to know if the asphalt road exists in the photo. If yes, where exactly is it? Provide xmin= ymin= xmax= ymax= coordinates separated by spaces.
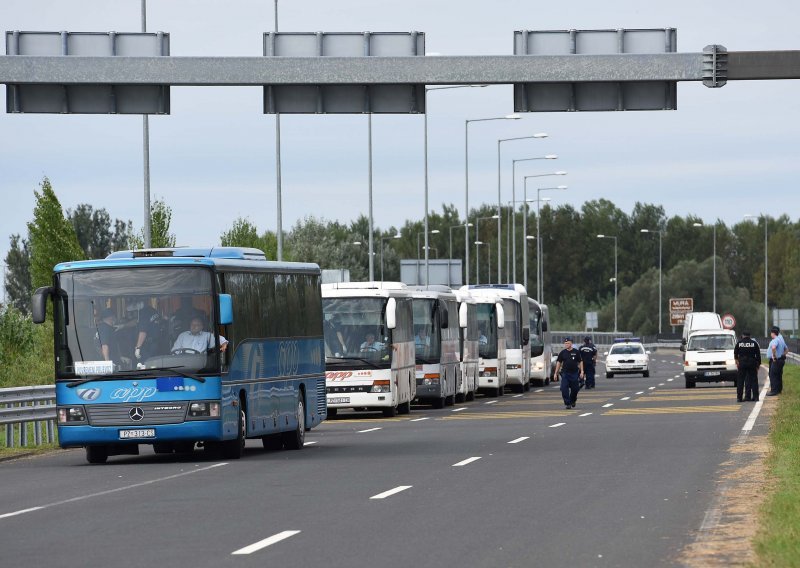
xmin=0 ymin=352 xmax=769 ymax=568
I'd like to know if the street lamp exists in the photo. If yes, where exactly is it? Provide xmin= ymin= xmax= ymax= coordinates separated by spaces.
xmin=510 ymin=154 xmax=558 ymax=281
xmin=380 ymin=233 xmax=401 ymax=282
xmin=744 ymin=214 xmax=769 ymax=336
xmin=465 ymin=114 xmax=521 ymax=285
xmin=449 ymin=222 xmax=473 ymax=286
xmin=523 ymin=176 xmax=567 ymax=300
xmin=597 ymin=234 xmax=618 ymax=333
xmin=417 ymin=229 xmax=440 ymax=285
xmin=522 ymin=196 xmax=552 ymax=296
xmin=692 ymin=221 xmax=718 ymax=313
xmin=497 ymin=134 xmax=548 ymax=283
xmin=425 ymin=85 xmax=487 ymax=287
xmin=475 ymin=215 xmax=499 ymax=284
xmin=640 ymin=229 xmax=664 ymax=334
xmin=474 ymin=241 xmax=485 ymax=285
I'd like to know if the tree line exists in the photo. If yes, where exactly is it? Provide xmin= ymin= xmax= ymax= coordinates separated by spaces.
xmin=4 ymin=177 xmax=799 ymax=337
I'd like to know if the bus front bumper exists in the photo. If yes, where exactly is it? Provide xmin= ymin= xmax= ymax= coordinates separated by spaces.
xmin=58 ymin=420 xmax=223 ymax=448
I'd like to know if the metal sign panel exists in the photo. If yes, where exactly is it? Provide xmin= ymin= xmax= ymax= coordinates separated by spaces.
xmin=400 ymin=259 xmax=462 ymax=287
xmin=669 ymin=297 xmax=693 ymax=326
xmin=263 ymin=32 xmax=425 ymax=114
xmin=772 ymin=308 xmax=799 ymax=332
xmin=513 ymin=28 xmax=677 ymax=112
xmin=5 ymin=31 xmax=169 ymax=114
xmin=586 ymin=311 xmax=598 ymax=329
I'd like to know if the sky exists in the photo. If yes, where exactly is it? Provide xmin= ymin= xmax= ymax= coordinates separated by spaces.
xmin=1 ymin=0 xmax=799 ymax=273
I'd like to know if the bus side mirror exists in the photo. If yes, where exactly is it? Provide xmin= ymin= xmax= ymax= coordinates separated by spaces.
xmin=218 ymin=294 xmax=234 ymax=325
xmin=458 ymin=303 xmax=468 ymax=329
xmin=31 ymin=286 xmax=54 ymax=324
xmin=386 ymin=297 xmax=397 ymax=329
xmin=522 ymin=328 xmax=530 ymax=345
xmin=542 ymin=320 xmax=548 ymax=332
xmin=438 ymin=300 xmax=449 ymax=329
xmin=495 ymin=302 xmax=505 ymax=329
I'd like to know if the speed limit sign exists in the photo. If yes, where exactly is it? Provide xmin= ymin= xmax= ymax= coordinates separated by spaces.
xmin=722 ymin=313 xmax=736 ymax=329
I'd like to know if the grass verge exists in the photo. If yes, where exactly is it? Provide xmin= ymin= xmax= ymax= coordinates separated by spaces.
xmin=753 ymin=364 xmax=800 ymax=566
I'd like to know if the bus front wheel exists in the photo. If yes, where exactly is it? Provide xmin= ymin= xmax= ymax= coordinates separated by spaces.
xmin=222 ymin=408 xmax=246 ymax=459
xmin=86 ymin=445 xmax=108 ymax=464
xmin=283 ymin=396 xmax=305 ymax=450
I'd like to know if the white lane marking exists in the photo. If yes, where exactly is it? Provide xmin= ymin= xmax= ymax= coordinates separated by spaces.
xmin=485 ymin=400 xmax=498 ymax=405
xmin=0 ymin=463 xmax=227 ymax=521
xmin=370 ymin=485 xmax=413 ymax=499
xmin=602 ymin=403 xmax=614 ymax=408
xmin=549 ymin=423 xmax=566 ymax=428
xmin=453 ymin=457 xmax=482 ymax=467
xmin=674 ymin=375 xmax=681 ymax=379
xmin=649 ymin=387 xmax=656 ymax=390
xmin=667 ymin=378 xmax=674 ymax=382
xmin=742 ymin=380 xmax=771 ymax=432
xmin=659 ymin=383 xmax=665 ymax=386
xmin=0 ymin=507 xmax=44 ymax=520
xmin=232 ymin=530 xmax=301 ymax=555
xmin=452 ymin=407 xmax=468 ymax=412
xmin=636 ymin=391 xmax=645 ymax=395
xmin=410 ymin=417 xmax=430 ymax=422
xmin=358 ymin=427 xmax=382 ymax=433
xmin=535 ymin=389 xmax=544 ymax=393
xmin=621 ymin=397 xmax=630 ymax=401
xmin=579 ymin=412 xmax=592 ymax=417
xmin=508 ymin=437 xmax=530 ymax=444
xmin=513 ymin=394 xmax=524 ymax=398
xmin=303 ymin=441 xmax=317 ymax=446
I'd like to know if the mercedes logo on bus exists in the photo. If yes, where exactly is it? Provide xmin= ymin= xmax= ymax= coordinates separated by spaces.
xmin=129 ymin=407 xmax=145 ymax=421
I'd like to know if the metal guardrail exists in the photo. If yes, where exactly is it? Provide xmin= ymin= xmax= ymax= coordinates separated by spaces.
xmin=0 ymin=385 xmax=56 ymax=448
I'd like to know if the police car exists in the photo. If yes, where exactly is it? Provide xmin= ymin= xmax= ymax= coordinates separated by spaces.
xmin=604 ymin=338 xmax=650 ymax=378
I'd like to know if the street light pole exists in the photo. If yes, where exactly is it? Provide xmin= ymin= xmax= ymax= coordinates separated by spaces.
xmin=497 ymin=134 xmax=548 ymax=283
xmin=640 ymin=229 xmax=663 ymax=334
xmin=273 ymin=0 xmax=283 ymax=260
xmin=417 ymin=229 xmax=440 ymax=285
xmin=465 ymin=114 xmax=520 ymax=285
xmin=523 ymin=195 xmax=551 ymax=296
xmin=475 ymin=241 xmax=484 ymax=285
xmin=510 ymin=154 xmax=557 ymax=282
xmin=380 ymin=233 xmax=401 ymax=282
xmin=449 ymin=223 xmax=472 ymax=286
xmin=141 ymin=0 xmax=152 ymax=248
xmin=598 ymin=235 xmax=618 ymax=333
xmin=475 ymin=214 xmax=499 ymax=284
xmin=524 ymin=178 xmax=567 ymax=301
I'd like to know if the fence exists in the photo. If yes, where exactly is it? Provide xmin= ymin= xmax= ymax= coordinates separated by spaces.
xmin=0 ymin=385 xmax=56 ymax=448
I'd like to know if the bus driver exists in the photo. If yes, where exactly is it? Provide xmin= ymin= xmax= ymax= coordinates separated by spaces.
xmin=172 ymin=316 xmax=229 ymax=354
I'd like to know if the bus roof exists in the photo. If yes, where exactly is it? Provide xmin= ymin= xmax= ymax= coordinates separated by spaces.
xmin=322 ymin=281 xmax=411 ymax=298
xmin=461 ymin=284 xmax=527 ymax=302
xmin=408 ymin=286 xmax=457 ymax=301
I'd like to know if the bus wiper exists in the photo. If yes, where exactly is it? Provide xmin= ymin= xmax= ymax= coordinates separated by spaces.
xmin=325 ymin=356 xmax=381 ymax=368
xmin=66 ymin=366 xmax=205 ymax=388
xmin=415 ymin=357 xmax=439 ymax=364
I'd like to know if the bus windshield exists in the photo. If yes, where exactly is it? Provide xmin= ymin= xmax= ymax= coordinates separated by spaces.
xmin=54 ymin=267 xmax=218 ymax=378
xmin=412 ymin=299 xmax=442 ymax=363
xmin=529 ymin=306 xmax=544 ymax=355
xmin=476 ymin=303 xmax=498 ymax=359
xmin=503 ymin=299 xmax=521 ymax=350
xmin=323 ymin=297 xmax=392 ymax=367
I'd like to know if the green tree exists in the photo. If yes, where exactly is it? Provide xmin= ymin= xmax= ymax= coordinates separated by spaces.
xmin=67 ymin=204 xmax=132 ymax=259
xmin=4 ymin=234 xmax=32 ymax=314
xmin=220 ymin=217 xmax=278 ymax=259
xmin=27 ymin=177 xmax=85 ymax=290
xmin=129 ymin=198 xmax=176 ymax=249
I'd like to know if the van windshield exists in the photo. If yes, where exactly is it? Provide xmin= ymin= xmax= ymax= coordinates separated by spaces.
xmin=688 ymin=334 xmax=736 ymax=351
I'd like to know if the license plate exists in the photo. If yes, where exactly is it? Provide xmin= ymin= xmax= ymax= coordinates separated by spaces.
xmin=704 ymin=371 xmax=721 ymax=377
xmin=327 ymin=397 xmax=350 ymax=405
xmin=119 ymin=429 xmax=155 ymax=439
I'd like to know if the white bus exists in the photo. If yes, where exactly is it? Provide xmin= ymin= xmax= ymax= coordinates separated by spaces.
xmin=322 ymin=282 xmax=415 ymax=418
xmin=466 ymin=285 xmax=530 ymax=393
xmin=461 ymin=287 xmax=507 ymax=397
xmin=528 ymin=299 xmax=551 ymax=387
xmin=409 ymin=286 xmax=460 ymax=408
xmin=454 ymin=289 xmax=479 ymax=402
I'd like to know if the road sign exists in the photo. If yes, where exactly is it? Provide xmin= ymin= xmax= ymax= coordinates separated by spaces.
xmin=669 ymin=297 xmax=693 ymax=326
xmin=586 ymin=311 xmax=598 ymax=329
xmin=722 ymin=313 xmax=736 ymax=329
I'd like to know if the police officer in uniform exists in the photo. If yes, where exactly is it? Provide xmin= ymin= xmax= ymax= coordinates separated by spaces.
xmin=579 ymin=336 xmax=598 ymax=389
xmin=554 ymin=337 xmax=584 ymax=410
xmin=767 ymin=326 xmax=789 ymax=396
xmin=734 ymin=330 xmax=761 ymax=402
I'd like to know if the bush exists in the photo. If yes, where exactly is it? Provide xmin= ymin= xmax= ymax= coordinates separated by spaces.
xmin=0 ymin=306 xmax=53 ymax=387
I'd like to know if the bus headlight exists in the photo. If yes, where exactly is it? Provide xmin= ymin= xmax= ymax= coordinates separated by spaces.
xmin=533 ymin=361 xmax=544 ymax=371
xmin=58 ymin=406 xmax=86 ymax=424
xmin=480 ymin=367 xmax=497 ymax=377
xmin=507 ymin=364 xmax=521 ymax=370
xmin=370 ymin=380 xmax=391 ymax=393
xmin=423 ymin=373 xmax=440 ymax=386
xmin=188 ymin=402 xmax=220 ymax=418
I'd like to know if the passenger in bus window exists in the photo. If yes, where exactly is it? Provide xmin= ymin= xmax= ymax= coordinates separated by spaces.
xmin=360 ymin=332 xmax=384 ymax=352
xmin=171 ymin=316 xmax=228 ymax=354
xmin=132 ymin=300 xmax=162 ymax=361
xmin=97 ymin=308 xmax=118 ymax=363
xmin=415 ymin=326 xmax=431 ymax=352
xmin=478 ymin=327 xmax=488 ymax=346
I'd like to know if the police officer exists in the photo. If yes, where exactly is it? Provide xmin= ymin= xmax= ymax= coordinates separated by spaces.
xmin=734 ymin=330 xmax=761 ymax=402
xmin=767 ymin=326 xmax=789 ymax=396
xmin=554 ymin=337 xmax=584 ymax=410
xmin=579 ymin=336 xmax=598 ymax=389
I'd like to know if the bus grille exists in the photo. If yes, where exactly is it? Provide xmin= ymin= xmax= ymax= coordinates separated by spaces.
xmin=316 ymin=379 xmax=326 ymax=415
xmin=86 ymin=402 xmax=187 ymax=426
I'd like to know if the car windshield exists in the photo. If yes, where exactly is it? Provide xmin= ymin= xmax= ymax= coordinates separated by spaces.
xmin=610 ymin=344 xmax=645 ymax=355
xmin=54 ymin=267 xmax=219 ymax=378
xmin=688 ymin=334 xmax=736 ymax=351
xmin=323 ymin=297 xmax=392 ymax=368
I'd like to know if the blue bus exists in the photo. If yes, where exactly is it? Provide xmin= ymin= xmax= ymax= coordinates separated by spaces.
xmin=32 ymin=247 xmax=326 ymax=464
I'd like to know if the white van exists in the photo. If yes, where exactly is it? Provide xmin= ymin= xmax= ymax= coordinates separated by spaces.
xmin=682 ymin=312 xmax=723 ymax=347
xmin=683 ymin=329 xmax=738 ymax=388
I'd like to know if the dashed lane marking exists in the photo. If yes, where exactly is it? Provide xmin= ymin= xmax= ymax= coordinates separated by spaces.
xmin=303 ymin=441 xmax=317 ymax=446
xmin=485 ymin=400 xmax=498 ymax=405
xmin=410 ymin=417 xmax=430 ymax=422
xmin=549 ymin=423 xmax=566 ymax=428
xmin=452 ymin=407 xmax=468 ymax=412
xmin=508 ymin=437 xmax=530 ymax=444
xmin=535 ymin=389 xmax=544 ymax=393
xmin=232 ymin=531 xmax=301 ymax=555
xmin=605 ymin=405 xmax=741 ymax=415
xmin=579 ymin=413 xmax=592 ymax=417
xmin=621 ymin=397 xmax=630 ymax=401
xmin=440 ymin=410 xmax=572 ymax=421
xmin=357 ymin=427 xmax=382 ymax=433
xmin=453 ymin=457 xmax=482 ymax=467
xmin=370 ymin=485 xmax=413 ymax=499
xmin=602 ymin=403 xmax=614 ymax=408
